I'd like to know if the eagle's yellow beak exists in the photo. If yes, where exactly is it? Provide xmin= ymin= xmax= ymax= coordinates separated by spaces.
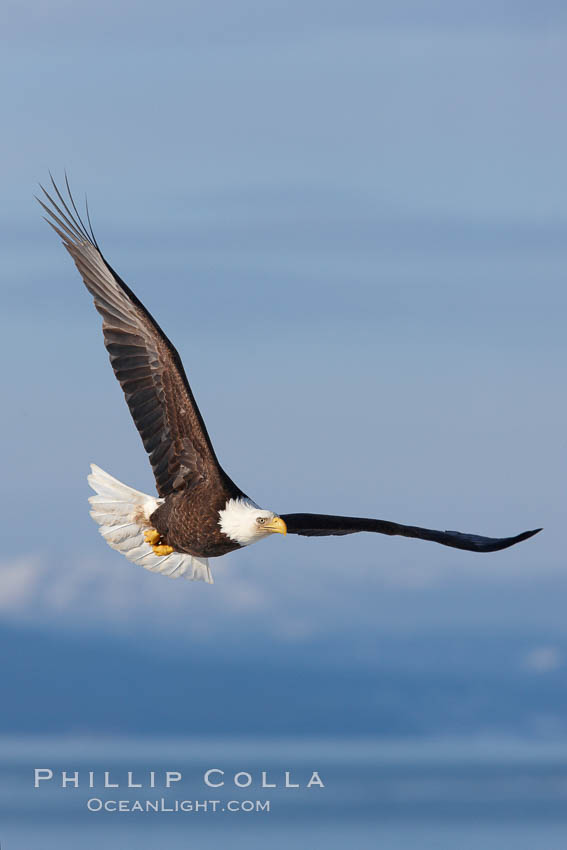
xmin=265 ymin=516 xmax=287 ymax=535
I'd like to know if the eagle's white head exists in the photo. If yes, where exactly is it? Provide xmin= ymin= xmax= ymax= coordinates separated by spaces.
xmin=218 ymin=498 xmax=287 ymax=546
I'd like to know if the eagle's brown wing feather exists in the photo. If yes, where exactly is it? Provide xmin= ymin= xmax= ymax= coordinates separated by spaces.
xmin=39 ymin=178 xmax=242 ymax=499
xmin=281 ymin=513 xmax=541 ymax=553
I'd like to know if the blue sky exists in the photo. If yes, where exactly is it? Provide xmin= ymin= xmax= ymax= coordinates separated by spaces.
xmin=1 ymin=1 xmax=566 ymax=668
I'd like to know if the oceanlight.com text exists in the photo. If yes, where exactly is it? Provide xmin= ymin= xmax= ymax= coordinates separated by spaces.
xmin=86 ymin=798 xmax=271 ymax=813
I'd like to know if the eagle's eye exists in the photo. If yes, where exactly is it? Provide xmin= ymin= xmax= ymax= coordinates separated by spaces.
xmin=256 ymin=517 xmax=266 ymax=525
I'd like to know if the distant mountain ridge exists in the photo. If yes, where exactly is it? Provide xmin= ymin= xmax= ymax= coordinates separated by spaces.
xmin=1 ymin=624 xmax=566 ymax=737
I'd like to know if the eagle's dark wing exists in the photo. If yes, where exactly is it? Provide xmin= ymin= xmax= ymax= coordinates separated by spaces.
xmin=38 ymin=178 xmax=242 ymax=499
xmin=280 ymin=513 xmax=541 ymax=553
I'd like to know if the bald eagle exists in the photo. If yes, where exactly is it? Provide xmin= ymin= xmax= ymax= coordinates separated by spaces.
xmin=38 ymin=178 xmax=540 ymax=584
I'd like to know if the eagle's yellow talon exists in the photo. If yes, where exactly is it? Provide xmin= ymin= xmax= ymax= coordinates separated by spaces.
xmin=144 ymin=528 xmax=173 ymax=555
xmin=144 ymin=529 xmax=161 ymax=545
xmin=152 ymin=544 xmax=174 ymax=556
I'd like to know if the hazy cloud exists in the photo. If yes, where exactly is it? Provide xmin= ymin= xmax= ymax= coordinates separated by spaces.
xmin=523 ymin=646 xmax=563 ymax=674
xmin=0 ymin=541 xmax=563 ymax=648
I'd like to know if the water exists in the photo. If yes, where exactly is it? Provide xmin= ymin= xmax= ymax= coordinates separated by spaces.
xmin=2 ymin=736 xmax=567 ymax=849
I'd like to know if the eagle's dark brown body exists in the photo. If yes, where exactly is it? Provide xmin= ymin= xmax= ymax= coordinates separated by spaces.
xmin=150 ymin=484 xmax=242 ymax=558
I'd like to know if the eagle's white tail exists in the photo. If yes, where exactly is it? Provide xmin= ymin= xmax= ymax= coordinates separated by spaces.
xmin=87 ymin=464 xmax=213 ymax=583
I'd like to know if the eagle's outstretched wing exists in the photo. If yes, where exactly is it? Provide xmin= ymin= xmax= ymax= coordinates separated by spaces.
xmin=38 ymin=177 xmax=242 ymax=499
xmin=280 ymin=513 xmax=541 ymax=553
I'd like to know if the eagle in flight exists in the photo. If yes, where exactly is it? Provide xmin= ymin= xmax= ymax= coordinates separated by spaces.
xmin=38 ymin=178 xmax=540 ymax=584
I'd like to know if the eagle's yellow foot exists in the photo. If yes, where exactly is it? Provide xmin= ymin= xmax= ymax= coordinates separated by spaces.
xmin=152 ymin=544 xmax=174 ymax=556
xmin=144 ymin=529 xmax=161 ymax=545
xmin=144 ymin=528 xmax=173 ymax=555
